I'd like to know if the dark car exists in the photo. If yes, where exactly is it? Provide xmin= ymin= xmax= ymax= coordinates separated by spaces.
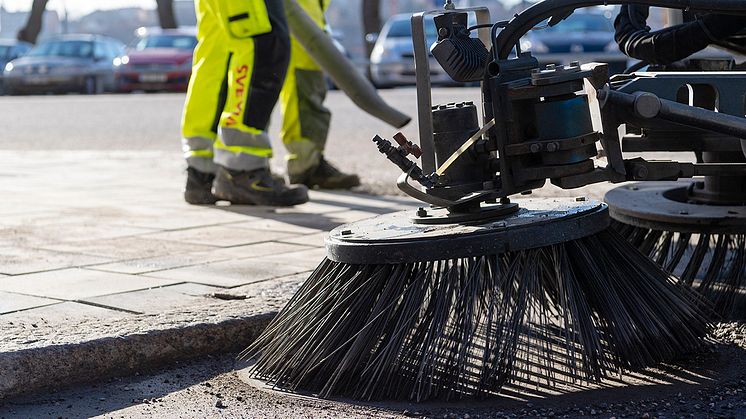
xmin=0 ymin=39 xmax=32 ymax=94
xmin=3 ymin=34 xmax=126 ymax=95
xmin=520 ymin=11 xmax=628 ymax=74
xmin=118 ymin=27 xmax=197 ymax=93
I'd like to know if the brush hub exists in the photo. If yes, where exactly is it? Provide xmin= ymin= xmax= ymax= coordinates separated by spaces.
xmin=412 ymin=202 xmax=519 ymax=225
xmin=326 ymin=198 xmax=609 ymax=264
xmin=606 ymin=181 xmax=746 ymax=234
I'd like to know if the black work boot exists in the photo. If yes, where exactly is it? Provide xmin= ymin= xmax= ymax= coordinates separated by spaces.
xmin=290 ymin=158 xmax=361 ymax=189
xmin=184 ymin=167 xmax=218 ymax=205
xmin=213 ymin=166 xmax=309 ymax=206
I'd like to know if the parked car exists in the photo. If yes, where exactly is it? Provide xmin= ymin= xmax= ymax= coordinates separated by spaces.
xmin=3 ymin=34 xmax=126 ymax=95
xmin=369 ymin=14 xmax=453 ymax=88
xmin=0 ymin=39 xmax=32 ymax=94
xmin=520 ymin=11 xmax=629 ymax=74
xmin=118 ymin=27 xmax=197 ymax=93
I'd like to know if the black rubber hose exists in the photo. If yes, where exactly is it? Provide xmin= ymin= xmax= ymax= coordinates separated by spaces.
xmin=495 ymin=0 xmax=746 ymax=60
xmin=615 ymin=5 xmax=746 ymax=64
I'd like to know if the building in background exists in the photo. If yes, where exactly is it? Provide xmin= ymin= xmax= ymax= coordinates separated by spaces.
xmin=0 ymin=6 xmax=60 ymax=40
xmin=74 ymin=8 xmax=157 ymax=43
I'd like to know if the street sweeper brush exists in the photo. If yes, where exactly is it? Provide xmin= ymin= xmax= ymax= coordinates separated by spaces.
xmin=236 ymin=0 xmax=746 ymax=402
xmin=607 ymin=182 xmax=746 ymax=319
xmin=598 ymin=26 xmax=746 ymax=320
xmin=241 ymin=199 xmax=710 ymax=401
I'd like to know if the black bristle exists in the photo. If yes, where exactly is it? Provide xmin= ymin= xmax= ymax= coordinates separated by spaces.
xmin=614 ymin=221 xmax=746 ymax=319
xmin=241 ymin=229 xmax=709 ymax=401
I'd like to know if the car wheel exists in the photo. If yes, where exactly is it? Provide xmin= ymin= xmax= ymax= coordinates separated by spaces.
xmin=84 ymin=76 xmax=104 ymax=95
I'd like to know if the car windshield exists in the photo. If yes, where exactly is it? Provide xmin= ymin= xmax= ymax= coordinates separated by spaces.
xmin=29 ymin=40 xmax=93 ymax=58
xmin=0 ymin=46 xmax=11 ymax=58
xmin=135 ymin=35 xmax=197 ymax=50
xmin=386 ymin=18 xmax=438 ymax=38
xmin=543 ymin=14 xmax=613 ymax=32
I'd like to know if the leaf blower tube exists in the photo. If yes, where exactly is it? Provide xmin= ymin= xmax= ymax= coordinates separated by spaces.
xmin=494 ymin=0 xmax=746 ymax=60
xmin=283 ymin=0 xmax=411 ymax=129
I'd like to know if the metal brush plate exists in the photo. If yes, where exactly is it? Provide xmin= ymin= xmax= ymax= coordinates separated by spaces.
xmin=606 ymin=181 xmax=746 ymax=234
xmin=326 ymin=198 xmax=609 ymax=264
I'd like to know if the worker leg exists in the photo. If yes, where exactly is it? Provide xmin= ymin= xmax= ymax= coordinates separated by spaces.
xmin=212 ymin=0 xmax=288 ymax=171
xmin=209 ymin=0 xmax=308 ymax=205
xmin=181 ymin=0 xmax=229 ymax=175
xmin=181 ymin=0 xmax=233 ymax=204
xmin=280 ymin=40 xmax=331 ymax=180
xmin=280 ymin=0 xmax=358 ymax=189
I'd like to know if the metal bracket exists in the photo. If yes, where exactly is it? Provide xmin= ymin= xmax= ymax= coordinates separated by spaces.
xmin=411 ymin=6 xmax=491 ymax=173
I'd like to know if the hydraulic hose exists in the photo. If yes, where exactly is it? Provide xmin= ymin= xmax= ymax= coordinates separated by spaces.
xmin=495 ymin=0 xmax=746 ymax=60
xmin=615 ymin=5 xmax=746 ymax=64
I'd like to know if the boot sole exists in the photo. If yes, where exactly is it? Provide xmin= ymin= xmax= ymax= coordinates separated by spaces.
xmin=213 ymin=186 xmax=307 ymax=206
xmin=184 ymin=191 xmax=218 ymax=205
xmin=304 ymin=180 xmax=361 ymax=190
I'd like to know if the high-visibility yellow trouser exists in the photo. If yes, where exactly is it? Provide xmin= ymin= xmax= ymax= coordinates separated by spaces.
xmin=280 ymin=0 xmax=332 ymax=177
xmin=181 ymin=0 xmax=290 ymax=173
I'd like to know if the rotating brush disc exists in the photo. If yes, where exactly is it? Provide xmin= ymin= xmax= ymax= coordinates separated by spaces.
xmin=241 ymin=198 xmax=709 ymax=401
xmin=607 ymin=181 xmax=746 ymax=319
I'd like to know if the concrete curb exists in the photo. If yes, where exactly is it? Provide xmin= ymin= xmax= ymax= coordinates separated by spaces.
xmin=0 ymin=303 xmax=278 ymax=400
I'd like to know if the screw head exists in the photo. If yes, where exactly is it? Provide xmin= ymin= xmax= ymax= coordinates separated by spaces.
xmin=529 ymin=143 xmax=541 ymax=153
xmin=546 ymin=142 xmax=559 ymax=152
xmin=417 ymin=207 xmax=428 ymax=217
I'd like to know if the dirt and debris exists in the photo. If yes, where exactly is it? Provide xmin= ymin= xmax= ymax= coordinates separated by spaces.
xmin=1 ymin=323 xmax=743 ymax=418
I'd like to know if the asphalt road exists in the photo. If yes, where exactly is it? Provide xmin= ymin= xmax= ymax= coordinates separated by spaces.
xmin=0 ymin=88 xmax=632 ymax=199
xmin=3 ymin=323 xmax=745 ymax=418
xmin=0 ymin=89 xmax=477 ymax=196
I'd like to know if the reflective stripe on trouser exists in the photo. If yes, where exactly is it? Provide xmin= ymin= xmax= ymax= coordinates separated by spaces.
xmin=183 ymin=136 xmax=218 ymax=173
xmin=181 ymin=0 xmax=290 ymax=172
xmin=280 ymin=0 xmax=331 ymax=178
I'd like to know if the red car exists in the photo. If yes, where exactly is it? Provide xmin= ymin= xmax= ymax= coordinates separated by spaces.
xmin=118 ymin=27 xmax=197 ymax=93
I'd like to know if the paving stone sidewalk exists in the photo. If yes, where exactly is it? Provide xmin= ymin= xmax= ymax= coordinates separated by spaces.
xmin=0 ymin=150 xmax=418 ymax=398
xmin=0 ymin=150 xmax=417 ymax=324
